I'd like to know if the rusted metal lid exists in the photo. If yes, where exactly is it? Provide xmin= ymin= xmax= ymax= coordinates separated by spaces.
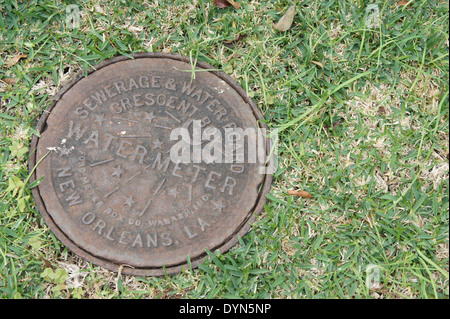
xmin=29 ymin=53 xmax=272 ymax=276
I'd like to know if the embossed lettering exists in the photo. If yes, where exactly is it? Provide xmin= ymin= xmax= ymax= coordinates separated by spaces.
xmin=156 ymin=94 xmax=166 ymax=106
xmin=59 ymin=179 xmax=75 ymax=192
xmin=83 ymin=130 xmax=99 ymax=148
xmin=57 ymin=167 xmax=73 ymax=178
xmin=166 ymin=95 xmax=178 ymax=108
xmin=221 ymin=176 xmax=236 ymax=195
xmin=110 ymin=102 xmax=122 ymax=114
xmin=82 ymin=212 xmax=96 ymax=224
xmin=198 ymin=217 xmax=211 ymax=232
xmin=172 ymin=162 xmax=183 ymax=178
xmin=66 ymin=190 xmax=83 ymax=206
xmin=183 ymin=225 xmax=198 ymax=239
xmin=103 ymin=134 xmax=118 ymax=152
xmin=119 ymin=231 xmax=131 ymax=245
xmin=120 ymin=98 xmax=133 ymax=110
xmin=83 ymin=98 xmax=96 ymax=111
xmin=128 ymin=77 xmax=139 ymax=91
xmin=114 ymin=81 xmax=128 ymax=94
xmin=147 ymin=233 xmax=158 ymax=247
xmin=199 ymin=116 xmax=210 ymax=128
xmin=205 ymin=171 xmax=222 ymax=190
xmin=214 ymin=107 xmax=227 ymax=120
xmin=132 ymin=93 xmax=144 ymax=107
xmin=132 ymin=233 xmax=143 ymax=247
xmin=191 ymin=165 xmax=206 ymax=183
xmin=75 ymin=107 xmax=89 ymax=118
xmin=104 ymin=84 xmax=117 ymax=98
xmin=116 ymin=139 xmax=132 ymax=158
xmin=92 ymin=218 xmax=106 ymax=235
xmin=190 ymin=88 xmax=203 ymax=102
xmin=230 ymin=164 xmax=244 ymax=173
xmin=199 ymin=91 xmax=213 ymax=105
xmin=181 ymin=81 xmax=196 ymax=96
xmin=144 ymin=93 xmax=155 ymax=106
xmin=176 ymin=100 xmax=198 ymax=117
xmin=151 ymin=152 xmax=170 ymax=172
xmin=161 ymin=233 xmax=173 ymax=246
xmin=151 ymin=76 xmax=161 ymax=88
xmin=165 ymin=78 xmax=176 ymax=91
xmin=130 ymin=145 xmax=148 ymax=164
xmin=205 ymin=99 xmax=220 ymax=112
xmin=68 ymin=121 xmax=87 ymax=140
xmin=91 ymin=90 xmax=107 ymax=106
xmin=105 ymin=226 xmax=115 ymax=241
xmin=139 ymin=76 xmax=150 ymax=88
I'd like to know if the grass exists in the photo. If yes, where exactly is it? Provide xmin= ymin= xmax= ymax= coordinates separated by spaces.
xmin=0 ymin=0 xmax=448 ymax=299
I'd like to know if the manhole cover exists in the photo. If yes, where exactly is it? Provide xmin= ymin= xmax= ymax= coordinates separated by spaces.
xmin=29 ymin=53 xmax=272 ymax=276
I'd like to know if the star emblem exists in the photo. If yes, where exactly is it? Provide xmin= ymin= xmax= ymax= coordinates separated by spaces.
xmin=152 ymin=138 xmax=164 ymax=149
xmin=111 ymin=165 xmax=124 ymax=178
xmin=212 ymin=200 xmax=226 ymax=213
xmin=95 ymin=113 xmax=106 ymax=125
xmin=123 ymin=195 xmax=136 ymax=208
xmin=145 ymin=112 xmax=156 ymax=123
xmin=168 ymin=187 xmax=180 ymax=198
xmin=59 ymin=145 xmax=71 ymax=157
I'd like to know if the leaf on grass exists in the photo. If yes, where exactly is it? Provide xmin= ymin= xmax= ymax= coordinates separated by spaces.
xmin=398 ymin=0 xmax=409 ymax=5
xmin=227 ymin=0 xmax=241 ymax=9
xmin=9 ymin=141 xmax=29 ymax=158
xmin=1 ymin=78 xmax=17 ymax=85
xmin=213 ymin=0 xmax=230 ymax=8
xmin=17 ymin=196 xmax=29 ymax=213
xmin=39 ymin=256 xmax=54 ymax=270
xmin=6 ymin=54 xmax=27 ymax=68
xmin=287 ymin=189 xmax=312 ymax=198
xmin=28 ymin=237 xmax=43 ymax=250
xmin=213 ymin=0 xmax=240 ymax=9
xmin=311 ymin=61 xmax=324 ymax=69
xmin=274 ymin=6 xmax=296 ymax=31
xmin=228 ymin=0 xmax=241 ymax=10
xmin=6 ymin=176 xmax=25 ymax=198
xmin=223 ymin=33 xmax=247 ymax=48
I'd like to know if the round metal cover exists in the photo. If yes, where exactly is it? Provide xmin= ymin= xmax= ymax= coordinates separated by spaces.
xmin=29 ymin=53 xmax=272 ymax=276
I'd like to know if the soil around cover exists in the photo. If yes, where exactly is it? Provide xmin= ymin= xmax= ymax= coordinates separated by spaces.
xmin=29 ymin=53 xmax=272 ymax=275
